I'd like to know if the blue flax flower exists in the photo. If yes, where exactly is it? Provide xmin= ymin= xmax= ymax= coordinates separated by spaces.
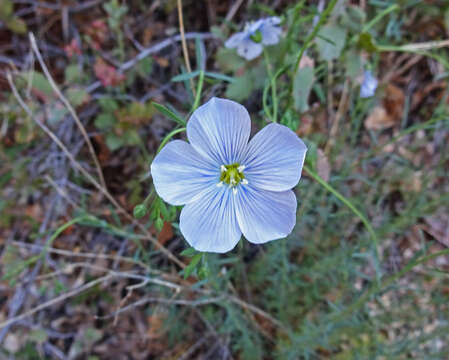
xmin=360 ymin=70 xmax=378 ymax=98
xmin=225 ymin=17 xmax=282 ymax=60
xmin=151 ymin=98 xmax=307 ymax=253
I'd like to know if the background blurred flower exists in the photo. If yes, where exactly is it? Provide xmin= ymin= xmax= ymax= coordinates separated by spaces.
xmin=360 ymin=70 xmax=378 ymax=98
xmin=225 ymin=17 xmax=282 ymax=60
xmin=151 ymin=97 xmax=307 ymax=253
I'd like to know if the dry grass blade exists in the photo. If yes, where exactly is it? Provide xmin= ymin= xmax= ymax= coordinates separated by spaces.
xmin=176 ymin=0 xmax=195 ymax=94
xmin=400 ymin=39 xmax=449 ymax=51
xmin=325 ymin=79 xmax=349 ymax=154
xmin=28 ymin=32 xmax=107 ymax=190
xmin=7 ymin=71 xmax=186 ymax=269
xmin=0 ymin=275 xmax=112 ymax=330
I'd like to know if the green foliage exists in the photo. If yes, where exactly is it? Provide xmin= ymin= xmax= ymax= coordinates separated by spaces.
xmin=133 ymin=204 xmax=147 ymax=219
xmin=344 ymin=48 xmax=363 ymax=79
xmin=0 ymin=0 xmax=27 ymax=34
xmin=215 ymin=48 xmax=246 ymax=73
xmin=93 ymin=98 xmax=153 ymax=151
xmin=103 ymin=0 xmax=128 ymax=61
xmin=225 ymin=65 xmax=266 ymax=101
xmin=152 ymin=102 xmax=186 ymax=126
xmin=316 ymin=24 xmax=347 ymax=61
xmin=183 ymin=253 xmax=203 ymax=279
xmin=19 ymin=71 xmax=53 ymax=98
xmin=3 ymin=0 xmax=449 ymax=358
xmin=293 ymin=65 xmax=315 ymax=113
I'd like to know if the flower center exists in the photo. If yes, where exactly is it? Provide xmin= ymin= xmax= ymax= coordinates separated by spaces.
xmin=217 ymin=163 xmax=248 ymax=193
xmin=249 ymin=30 xmax=263 ymax=43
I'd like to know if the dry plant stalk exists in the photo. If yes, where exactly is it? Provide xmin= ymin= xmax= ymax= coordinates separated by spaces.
xmin=28 ymin=33 xmax=107 ymax=190
xmin=177 ymin=0 xmax=195 ymax=94
xmin=7 ymin=71 xmax=185 ymax=269
xmin=6 ymin=35 xmax=290 ymax=339
xmin=325 ymin=79 xmax=349 ymax=154
xmin=0 ymin=275 xmax=112 ymax=330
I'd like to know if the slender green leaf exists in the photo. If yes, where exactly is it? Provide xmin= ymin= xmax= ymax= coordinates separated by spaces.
xmin=205 ymin=71 xmax=235 ymax=83
xmin=180 ymin=247 xmax=197 ymax=257
xmin=171 ymin=70 xmax=200 ymax=82
xmin=152 ymin=102 xmax=186 ymax=126
xmin=183 ymin=253 xmax=202 ymax=279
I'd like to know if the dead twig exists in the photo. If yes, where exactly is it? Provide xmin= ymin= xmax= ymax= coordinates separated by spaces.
xmin=0 ymin=275 xmax=112 ymax=330
xmin=176 ymin=0 xmax=195 ymax=94
xmin=398 ymin=39 xmax=449 ymax=52
xmin=224 ymin=0 xmax=245 ymax=23
xmin=30 ymin=262 xmax=182 ymax=291
xmin=86 ymin=32 xmax=215 ymax=93
xmin=7 ymin=71 xmax=186 ymax=269
xmin=113 ymin=278 xmax=150 ymax=325
xmin=227 ymin=295 xmax=289 ymax=334
xmin=97 ymin=295 xmax=225 ymax=320
xmin=29 ymin=33 xmax=107 ymax=191
xmin=325 ymin=79 xmax=349 ymax=154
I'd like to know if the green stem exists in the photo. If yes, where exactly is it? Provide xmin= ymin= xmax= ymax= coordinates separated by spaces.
xmin=157 ymin=127 xmax=187 ymax=153
xmin=304 ymin=164 xmax=379 ymax=259
xmin=362 ymin=4 xmax=399 ymax=32
xmin=192 ymin=70 xmax=205 ymax=112
xmin=377 ymin=47 xmax=449 ymax=70
xmin=263 ymin=49 xmax=278 ymax=122
xmin=292 ymin=0 xmax=338 ymax=77
xmin=143 ymin=189 xmax=155 ymax=208
xmin=332 ymin=248 xmax=449 ymax=322
xmin=262 ymin=77 xmax=273 ymax=121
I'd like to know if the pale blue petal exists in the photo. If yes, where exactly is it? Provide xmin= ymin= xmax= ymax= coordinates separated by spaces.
xmin=237 ymin=39 xmax=263 ymax=60
xmin=360 ymin=71 xmax=378 ymax=98
xmin=225 ymin=32 xmax=246 ymax=49
xmin=265 ymin=17 xmax=281 ymax=26
xmin=235 ymin=186 xmax=297 ymax=244
xmin=260 ymin=24 xmax=282 ymax=45
xmin=151 ymin=140 xmax=218 ymax=206
xmin=180 ymin=186 xmax=241 ymax=253
xmin=242 ymin=123 xmax=307 ymax=192
xmin=247 ymin=19 xmax=265 ymax=33
xmin=187 ymin=97 xmax=251 ymax=165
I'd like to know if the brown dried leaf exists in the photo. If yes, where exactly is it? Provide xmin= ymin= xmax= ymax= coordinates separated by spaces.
xmin=157 ymin=221 xmax=173 ymax=245
xmin=147 ymin=313 xmax=166 ymax=339
xmin=297 ymin=114 xmax=313 ymax=136
xmin=424 ymin=212 xmax=449 ymax=247
xmin=365 ymin=84 xmax=404 ymax=130
xmin=93 ymin=134 xmax=111 ymax=163
xmin=297 ymin=106 xmax=328 ymax=136
xmin=365 ymin=106 xmax=394 ymax=130
xmin=384 ymin=84 xmax=405 ymax=120
xmin=153 ymin=56 xmax=169 ymax=68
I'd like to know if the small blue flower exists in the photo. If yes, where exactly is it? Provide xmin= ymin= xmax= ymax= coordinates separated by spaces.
xmin=225 ymin=17 xmax=282 ymax=60
xmin=360 ymin=70 xmax=378 ymax=98
xmin=151 ymin=98 xmax=307 ymax=253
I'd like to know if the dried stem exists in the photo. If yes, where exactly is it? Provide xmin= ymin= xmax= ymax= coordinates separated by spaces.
xmin=176 ymin=0 xmax=195 ymax=94
xmin=7 ymin=71 xmax=185 ymax=269
xmin=0 ymin=275 xmax=112 ymax=330
xmin=29 ymin=33 xmax=107 ymax=190
xmin=325 ymin=79 xmax=349 ymax=154
xmin=11 ymin=240 xmax=150 ymax=271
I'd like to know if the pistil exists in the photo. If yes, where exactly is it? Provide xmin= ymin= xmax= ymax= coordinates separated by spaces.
xmin=219 ymin=163 xmax=248 ymax=192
